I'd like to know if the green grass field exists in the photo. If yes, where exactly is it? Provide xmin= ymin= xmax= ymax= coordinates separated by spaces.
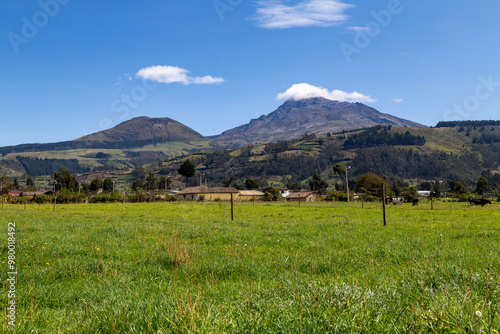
xmin=1 ymin=201 xmax=500 ymax=333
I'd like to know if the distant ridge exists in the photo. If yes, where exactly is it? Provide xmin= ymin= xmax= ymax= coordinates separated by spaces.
xmin=0 ymin=116 xmax=204 ymax=154
xmin=213 ymin=97 xmax=424 ymax=147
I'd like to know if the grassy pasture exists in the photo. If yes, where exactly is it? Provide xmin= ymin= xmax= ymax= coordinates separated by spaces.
xmin=1 ymin=201 xmax=500 ymax=333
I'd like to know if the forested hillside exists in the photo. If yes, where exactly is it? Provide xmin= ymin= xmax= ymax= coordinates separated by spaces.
xmin=148 ymin=125 xmax=500 ymax=191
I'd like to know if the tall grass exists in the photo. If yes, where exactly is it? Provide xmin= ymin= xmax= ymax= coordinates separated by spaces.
xmin=1 ymin=201 xmax=499 ymax=333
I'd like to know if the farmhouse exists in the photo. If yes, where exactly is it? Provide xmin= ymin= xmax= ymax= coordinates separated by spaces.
xmin=238 ymin=190 xmax=265 ymax=201
xmin=21 ymin=191 xmax=48 ymax=198
xmin=417 ymin=190 xmax=431 ymax=197
xmin=177 ymin=186 xmax=239 ymax=201
xmin=286 ymin=191 xmax=319 ymax=202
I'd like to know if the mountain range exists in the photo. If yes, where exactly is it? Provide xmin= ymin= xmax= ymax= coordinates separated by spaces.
xmin=0 ymin=98 xmax=423 ymax=155
xmin=0 ymin=98 xmax=427 ymax=177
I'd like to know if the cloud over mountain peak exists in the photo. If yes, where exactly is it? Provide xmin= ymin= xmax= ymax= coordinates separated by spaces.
xmin=276 ymin=83 xmax=376 ymax=103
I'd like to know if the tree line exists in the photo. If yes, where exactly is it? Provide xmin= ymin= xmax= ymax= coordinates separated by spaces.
xmin=436 ymin=120 xmax=500 ymax=128
xmin=343 ymin=126 xmax=426 ymax=149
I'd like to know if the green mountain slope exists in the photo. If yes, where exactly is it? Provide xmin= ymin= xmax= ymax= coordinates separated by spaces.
xmin=147 ymin=125 xmax=500 ymax=189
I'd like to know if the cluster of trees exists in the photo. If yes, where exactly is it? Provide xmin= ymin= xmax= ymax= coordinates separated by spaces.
xmin=343 ymin=126 xmax=426 ymax=149
xmin=263 ymin=141 xmax=291 ymax=154
xmin=472 ymin=144 xmax=500 ymax=169
xmin=0 ymin=175 xmax=36 ymax=194
xmin=472 ymin=134 xmax=500 ymax=144
xmin=436 ymin=120 xmax=500 ymax=128
xmin=130 ymin=166 xmax=173 ymax=191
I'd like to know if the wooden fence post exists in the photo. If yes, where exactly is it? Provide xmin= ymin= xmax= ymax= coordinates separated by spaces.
xmin=230 ymin=193 xmax=234 ymax=221
xmin=382 ymin=184 xmax=387 ymax=226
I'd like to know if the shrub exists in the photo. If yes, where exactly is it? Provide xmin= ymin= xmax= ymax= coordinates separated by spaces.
xmin=364 ymin=195 xmax=379 ymax=202
xmin=91 ymin=193 xmax=110 ymax=203
xmin=325 ymin=191 xmax=347 ymax=202
xmin=198 ymin=195 xmax=206 ymax=202
xmin=33 ymin=194 xmax=50 ymax=204
xmin=263 ymin=191 xmax=272 ymax=201
xmin=162 ymin=194 xmax=177 ymax=202
xmin=127 ymin=191 xmax=147 ymax=203
xmin=109 ymin=191 xmax=123 ymax=202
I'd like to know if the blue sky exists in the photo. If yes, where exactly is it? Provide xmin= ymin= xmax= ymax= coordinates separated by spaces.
xmin=1 ymin=0 xmax=499 ymax=146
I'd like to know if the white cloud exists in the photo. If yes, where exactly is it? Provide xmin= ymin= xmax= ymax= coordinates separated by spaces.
xmin=253 ymin=0 xmax=354 ymax=29
xmin=277 ymin=83 xmax=376 ymax=103
xmin=135 ymin=65 xmax=225 ymax=85
xmin=392 ymin=98 xmax=404 ymax=103
xmin=346 ymin=26 xmax=370 ymax=33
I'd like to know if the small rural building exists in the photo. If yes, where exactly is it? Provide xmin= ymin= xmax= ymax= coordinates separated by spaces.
xmin=417 ymin=190 xmax=431 ymax=197
xmin=177 ymin=186 xmax=239 ymax=201
xmin=21 ymin=191 xmax=47 ymax=199
xmin=8 ymin=191 xmax=22 ymax=197
xmin=286 ymin=191 xmax=320 ymax=202
xmin=238 ymin=190 xmax=265 ymax=201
